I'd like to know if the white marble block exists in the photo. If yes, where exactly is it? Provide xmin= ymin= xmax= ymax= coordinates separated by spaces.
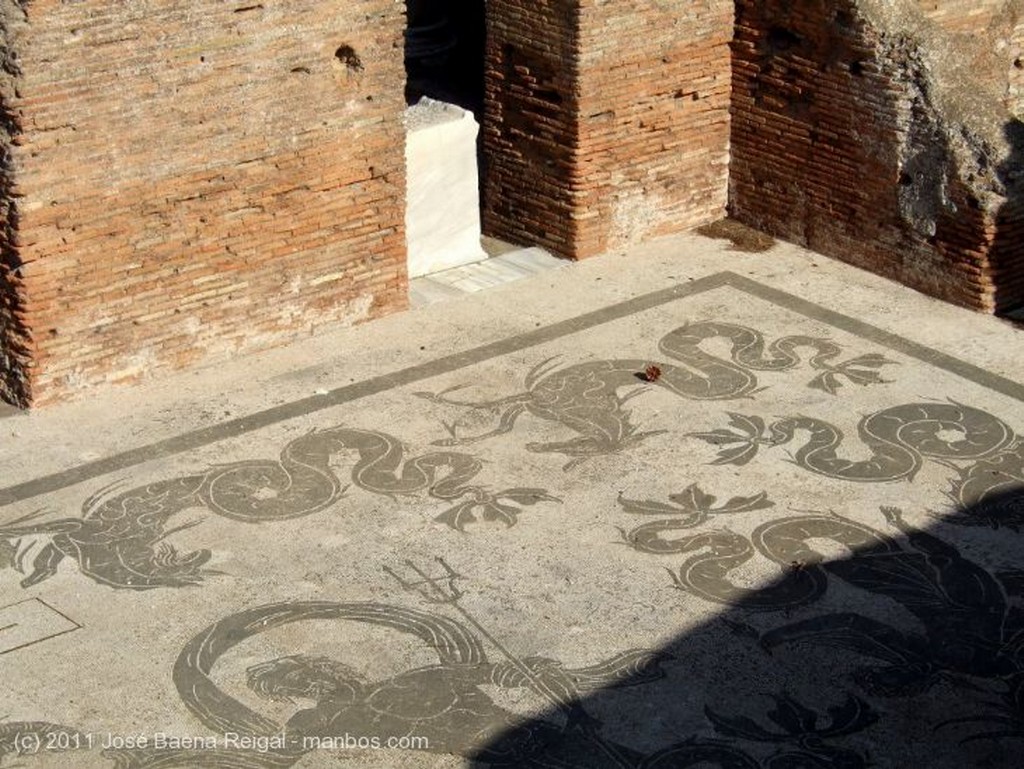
xmin=405 ymin=98 xmax=487 ymax=278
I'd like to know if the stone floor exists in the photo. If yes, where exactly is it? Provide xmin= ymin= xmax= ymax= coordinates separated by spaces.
xmin=2 ymin=226 xmax=1024 ymax=768
xmin=409 ymin=243 xmax=566 ymax=307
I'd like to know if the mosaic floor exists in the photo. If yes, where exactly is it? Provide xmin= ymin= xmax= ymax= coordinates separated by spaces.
xmin=3 ymin=268 xmax=1024 ymax=768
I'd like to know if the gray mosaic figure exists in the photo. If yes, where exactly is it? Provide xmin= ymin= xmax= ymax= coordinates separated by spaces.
xmin=0 ymin=426 xmax=558 ymax=591
xmin=759 ymin=506 xmax=1024 ymax=744
xmin=617 ymin=487 xmax=1024 ymax=747
xmin=417 ymin=320 xmax=893 ymax=467
xmin=618 ymin=487 xmax=897 ymax=610
xmin=692 ymin=401 xmax=1015 ymax=481
xmin=691 ymin=401 xmax=1024 ymax=529
xmin=171 ymin=599 xmax=667 ymax=768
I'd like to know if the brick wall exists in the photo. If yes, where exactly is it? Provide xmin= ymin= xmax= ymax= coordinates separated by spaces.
xmin=3 ymin=0 xmax=1023 ymax=407
xmin=0 ymin=0 xmax=406 ymax=406
xmin=730 ymin=0 xmax=1024 ymax=312
xmin=482 ymin=0 xmax=580 ymax=256
xmin=573 ymin=0 xmax=732 ymax=256
xmin=482 ymin=0 xmax=732 ymax=260
xmin=990 ymin=119 xmax=1024 ymax=308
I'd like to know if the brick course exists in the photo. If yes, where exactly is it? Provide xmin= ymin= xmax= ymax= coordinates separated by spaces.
xmin=482 ymin=0 xmax=732 ymax=259
xmin=574 ymin=0 xmax=732 ymax=256
xmin=1 ymin=0 xmax=407 ymax=406
xmin=482 ymin=0 xmax=581 ymax=257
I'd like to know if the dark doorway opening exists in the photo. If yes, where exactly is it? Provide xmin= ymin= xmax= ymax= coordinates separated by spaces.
xmin=405 ymin=0 xmax=486 ymax=115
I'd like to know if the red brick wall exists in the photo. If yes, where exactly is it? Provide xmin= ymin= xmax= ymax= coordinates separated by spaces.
xmin=3 ymin=0 xmax=1022 ymax=407
xmin=729 ymin=0 xmax=1023 ymax=312
xmin=483 ymin=0 xmax=732 ymax=259
xmin=574 ymin=0 xmax=732 ymax=256
xmin=990 ymin=174 xmax=1024 ymax=310
xmin=482 ymin=0 xmax=581 ymax=256
xmin=1 ymin=0 xmax=407 ymax=406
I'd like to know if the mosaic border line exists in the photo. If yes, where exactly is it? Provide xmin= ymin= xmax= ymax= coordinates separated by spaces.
xmin=2 ymin=271 xmax=1021 ymax=508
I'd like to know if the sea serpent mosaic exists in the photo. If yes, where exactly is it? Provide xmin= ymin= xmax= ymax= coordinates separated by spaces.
xmin=416 ymin=320 xmax=895 ymax=468
xmin=0 ymin=319 xmax=890 ymax=592
xmin=0 ymin=427 xmax=558 ymax=590
xmin=692 ymin=402 xmax=1022 ymax=488
xmin=3 ymin=273 xmax=1024 ymax=767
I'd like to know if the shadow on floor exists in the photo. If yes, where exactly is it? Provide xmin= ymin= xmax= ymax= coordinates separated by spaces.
xmin=5 ymin=469 xmax=1023 ymax=769
xmin=459 ymin=488 xmax=1024 ymax=768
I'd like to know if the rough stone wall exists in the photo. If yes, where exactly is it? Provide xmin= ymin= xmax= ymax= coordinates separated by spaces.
xmin=0 ymin=1 xmax=31 ymax=407
xmin=483 ymin=0 xmax=732 ymax=260
xmin=1005 ymin=7 xmax=1024 ymax=115
xmin=913 ymin=1 xmax=1024 ymax=116
xmin=916 ymin=0 xmax=1006 ymax=34
xmin=730 ymin=0 xmax=1024 ymax=312
xmin=0 ymin=0 xmax=406 ymax=406
xmin=573 ymin=0 xmax=732 ymax=256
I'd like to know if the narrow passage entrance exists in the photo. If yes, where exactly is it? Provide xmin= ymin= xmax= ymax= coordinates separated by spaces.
xmin=404 ymin=1 xmax=492 ymax=279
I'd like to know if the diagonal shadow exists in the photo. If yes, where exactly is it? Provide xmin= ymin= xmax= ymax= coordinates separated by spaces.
xmin=4 ymin=495 xmax=1024 ymax=768
xmin=114 ymin=398 xmax=1019 ymax=769
xmin=462 ymin=488 xmax=1024 ymax=768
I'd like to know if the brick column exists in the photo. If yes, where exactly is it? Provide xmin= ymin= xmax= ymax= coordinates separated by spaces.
xmin=574 ymin=0 xmax=733 ymax=256
xmin=482 ymin=0 xmax=733 ymax=260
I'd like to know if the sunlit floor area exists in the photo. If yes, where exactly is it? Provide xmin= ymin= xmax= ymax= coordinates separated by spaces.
xmin=410 ymin=239 xmax=566 ymax=307
xmin=2 ymin=226 xmax=1023 ymax=769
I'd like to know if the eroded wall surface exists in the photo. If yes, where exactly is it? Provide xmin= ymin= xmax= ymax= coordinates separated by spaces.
xmin=730 ymin=0 xmax=1023 ymax=312
xmin=1011 ymin=19 xmax=1024 ymax=115
xmin=916 ymin=0 xmax=1007 ymax=34
xmin=0 ymin=0 xmax=31 ymax=407
xmin=0 ymin=1 xmax=406 ymax=406
xmin=917 ymin=1 xmax=1024 ymax=117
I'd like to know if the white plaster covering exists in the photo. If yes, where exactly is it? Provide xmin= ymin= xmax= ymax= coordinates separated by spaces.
xmin=405 ymin=98 xmax=487 ymax=278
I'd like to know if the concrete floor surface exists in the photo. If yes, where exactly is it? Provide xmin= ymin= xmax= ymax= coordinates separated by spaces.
xmin=2 ymin=228 xmax=1023 ymax=768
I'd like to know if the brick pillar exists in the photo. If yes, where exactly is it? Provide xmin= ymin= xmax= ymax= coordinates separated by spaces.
xmin=482 ymin=0 xmax=581 ymax=257
xmin=482 ymin=0 xmax=733 ymax=260
xmin=574 ymin=0 xmax=733 ymax=257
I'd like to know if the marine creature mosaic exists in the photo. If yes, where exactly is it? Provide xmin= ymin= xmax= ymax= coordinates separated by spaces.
xmin=3 ymin=273 xmax=1024 ymax=767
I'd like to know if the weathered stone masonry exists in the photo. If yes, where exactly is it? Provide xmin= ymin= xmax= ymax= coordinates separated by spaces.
xmin=0 ymin=1 xmax=1021 ymax=406
xmin=729 ymin=0 xmax=1023 ymax=313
